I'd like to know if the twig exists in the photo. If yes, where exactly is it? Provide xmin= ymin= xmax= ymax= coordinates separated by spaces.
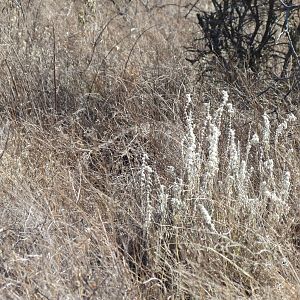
xmin=88 ymin=31 xmax=133 ymax=94
xmin=85 ymin=13 xmax=120 ymax=71
xmin=4 ymin=60 xmax=19 ymax=101
xmin=123 ymin=25 xmax=157 ymax=74
xmin=0 ymin=122 xmax=11 ymax=162
xmin=185 ymin=0 xmax=200 ymax=18
xmin=52 ymin=25 xmax=57 ymax=113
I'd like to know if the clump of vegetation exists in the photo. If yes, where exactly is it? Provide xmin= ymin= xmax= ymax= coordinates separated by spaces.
xmin=0 ymin=1 xmax=299 ymax=299
xmin=189 ymin=0 xmax=300 ymax=99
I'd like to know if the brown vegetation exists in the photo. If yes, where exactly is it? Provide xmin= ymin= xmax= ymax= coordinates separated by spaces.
xmin=0 ymin=1 xmax=299 ymax=299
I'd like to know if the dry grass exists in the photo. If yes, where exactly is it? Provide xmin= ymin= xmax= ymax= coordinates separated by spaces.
xmin=0 ymin=1 xmax=299 ymax=299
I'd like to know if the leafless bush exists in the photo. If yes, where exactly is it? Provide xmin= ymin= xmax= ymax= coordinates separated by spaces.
xmin=189 ymin=0 xmax=300 ymax=97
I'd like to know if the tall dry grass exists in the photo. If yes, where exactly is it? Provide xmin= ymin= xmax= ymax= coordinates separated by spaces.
xmin=0 ymin=1 xmax=299 ymax=299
